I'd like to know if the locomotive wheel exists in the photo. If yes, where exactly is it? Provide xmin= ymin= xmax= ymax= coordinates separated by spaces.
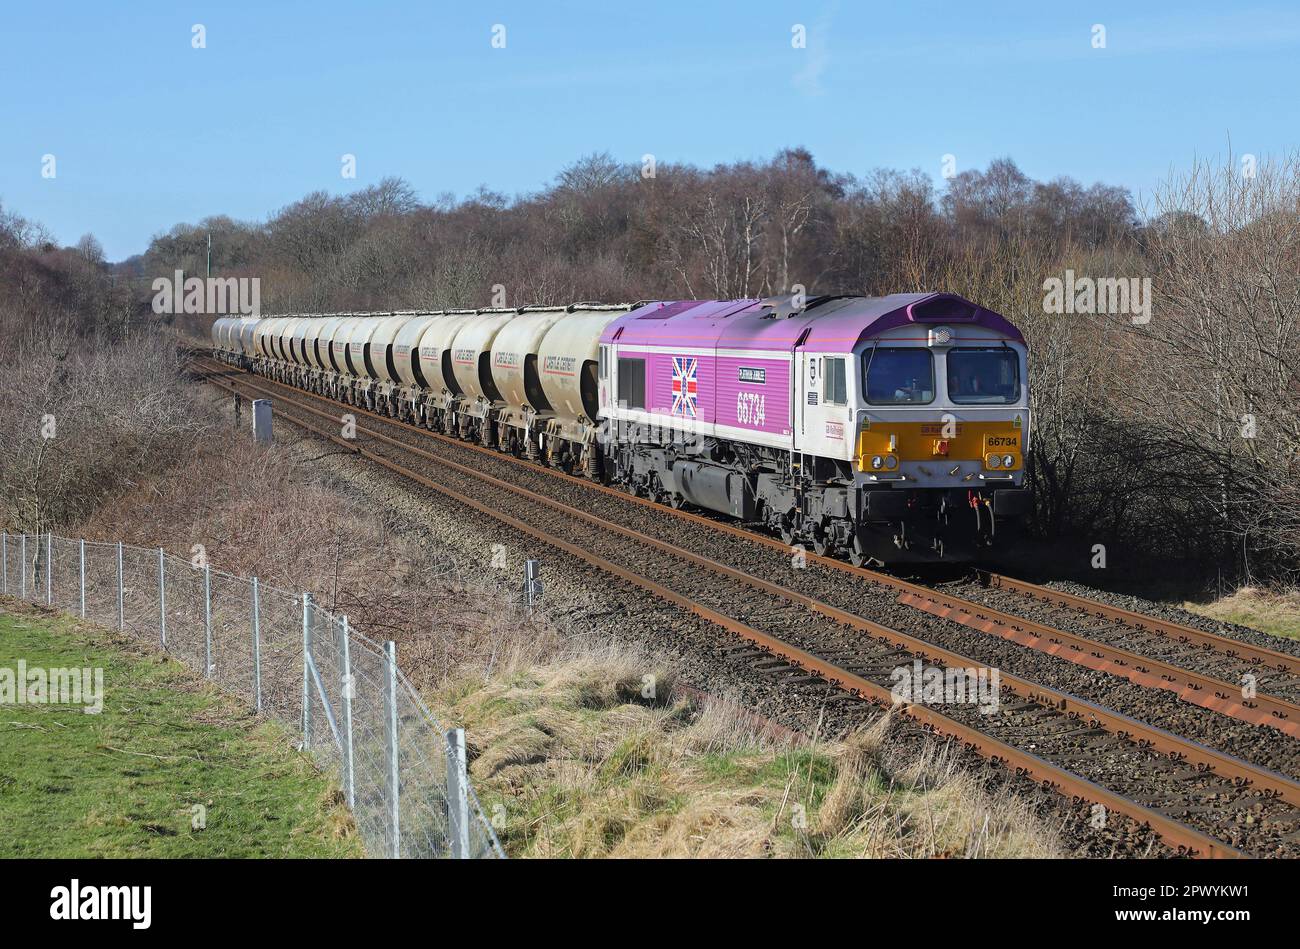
xmin=848 ymin=536 xmax=868 ymax=568
xmin=668 ymin=493 xmax=686 ymax=510
xmin=813 ymin=533 xmax=833 ymax=557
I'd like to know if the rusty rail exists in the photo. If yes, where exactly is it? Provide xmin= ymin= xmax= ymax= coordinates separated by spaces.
xmin=193 ymin=359 xmax=1273 ymax=857
xmin=195 ymin=355 xmax=1300 ymax=740
xmin=979 ymin=571 xmax=1299 ymax=674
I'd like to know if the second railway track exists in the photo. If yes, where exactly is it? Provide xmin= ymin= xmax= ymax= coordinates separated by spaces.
xmin=193 ymin=354 xmax=1300 ymax=857
xmin=194 ymin=355 xmax=1300 ymax=764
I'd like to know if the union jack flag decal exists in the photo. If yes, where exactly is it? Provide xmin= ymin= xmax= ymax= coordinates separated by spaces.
xmin=671 ymin=356 xmax=699 ymax=418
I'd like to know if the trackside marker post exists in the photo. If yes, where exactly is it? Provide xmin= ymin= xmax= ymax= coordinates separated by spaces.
xmin=252 ymin=398 xmax=273 ymax=443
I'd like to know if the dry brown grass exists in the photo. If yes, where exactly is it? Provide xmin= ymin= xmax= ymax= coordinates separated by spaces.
xmin=70 ymin=389 xmax=565 ymax=692
xmin=39 ymin=365 xmax=1061 ymax=859
xmin=1185 ymin=586 xmax=1300 ymax=641
xmin=442 ymin=638 xmax=1064 ymax=859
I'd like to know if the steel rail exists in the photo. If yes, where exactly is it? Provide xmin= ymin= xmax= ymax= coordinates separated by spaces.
xmin=194 ymin=363 xmax=1271 ymax=856
xmin=978 ymin=570 xmax=1300 ymax=674
xmin=196 ymin=355 xmax=1300 ymax=740
xmin=195 ymin=363 xmax=1300 ymax=807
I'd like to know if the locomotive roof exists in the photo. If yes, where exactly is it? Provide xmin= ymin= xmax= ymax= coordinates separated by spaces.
xmin=600 ymin=292 xmax=1024 ymax=353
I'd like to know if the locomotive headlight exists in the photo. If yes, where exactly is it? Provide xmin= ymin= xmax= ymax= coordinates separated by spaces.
xmin=871 ymin=455 xmax=884 ymax=470
xmin=986 ymin=454 xmax=1001 ymax=469
xmin=884 ymin=455 xmax=898 ymax=470
xmin=1002 ymin=454 xmax=1015 ymax=468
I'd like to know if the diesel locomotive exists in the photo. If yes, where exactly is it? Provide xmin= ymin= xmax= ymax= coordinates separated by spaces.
xmin=211 ymin=291 xmax=1031 ymax=564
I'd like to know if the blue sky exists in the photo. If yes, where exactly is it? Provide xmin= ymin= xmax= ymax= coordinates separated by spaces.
xmin=2 ymin=1 xmax=1297 ymax=260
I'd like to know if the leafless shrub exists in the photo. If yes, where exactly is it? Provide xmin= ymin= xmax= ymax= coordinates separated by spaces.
xmin=0 ymin=325 xmax=204 ymax=533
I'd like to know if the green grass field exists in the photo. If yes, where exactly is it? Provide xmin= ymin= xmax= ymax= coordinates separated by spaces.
xmin=0 ymin=603 xmax=360 ymax=858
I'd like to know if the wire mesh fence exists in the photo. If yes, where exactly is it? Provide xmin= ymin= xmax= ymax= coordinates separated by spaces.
xmin=2 ymin=531 xmax=504 ymax=860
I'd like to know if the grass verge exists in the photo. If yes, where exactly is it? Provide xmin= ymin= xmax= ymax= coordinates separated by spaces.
xmin=1184 ymin=587 xmax=1300 ymax=641
xmin=439 ymin=639 xmax=1062 ymax=858
xmin=0 ymin=602 xmax=359 ymax=857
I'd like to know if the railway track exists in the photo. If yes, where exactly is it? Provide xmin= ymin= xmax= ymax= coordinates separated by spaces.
xmin=191 ymin=355 xmax=1300 ymax=857
xmin=192 ymin=355 xmax=1300 ymax=749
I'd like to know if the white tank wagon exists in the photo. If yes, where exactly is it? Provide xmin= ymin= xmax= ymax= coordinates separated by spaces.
xmin=302 ymin=316 xmax=329 ymax=370
xmin=446 ymin=309 xmax=520 ymax=443
xmin=366 ymin=313 xmax=424 ymax=414
xmin=296 ymin=316 xmax=336 ymax=389
xmin=390 ymin=313 xmax=444 ymax=422
xmin=489 ymin=307 xmax=567 ymax=455
xmin=321 ymin=315 xmax=366 ymax=400
xmin=415 ymin=310 xmax=480 ymax=431
xmin=237 ymin=317 xmax=260 ymax=362
xmin=252 ymin=316 xmax=286 ymax=362
xmin=270 ymin=317 xmax=307 ymax=383
xmin=303 ymin=315 xmax=343 ymax=395
xmin=216 ymin=315 xmax=262 ymax=367
xmin=289 ymin=316 xmax=314 ymax=368
xmin=534 ymin=305 xmax=631 ymax=473
xmin=339 ymin=314 xmax=393 ymax=407
xmin=210 ymin=318 xmax=237 ymax=363
xmin=235 ymin=317 xmax=261 ymax=359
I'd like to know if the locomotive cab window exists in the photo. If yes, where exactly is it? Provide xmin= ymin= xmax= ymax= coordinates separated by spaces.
xmin=863 ymin=348 xmax=934 ymax=405
xmin=823 ymin=357 xmax=847 ymax=405
xmin=617 ymin=356 xmax=646 ymax=409
xmin=946 ymin=348 xmax=1019 ymax=404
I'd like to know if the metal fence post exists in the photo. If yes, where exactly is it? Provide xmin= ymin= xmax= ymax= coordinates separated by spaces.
xmin=385 ymin=640 xmax=400 ymax=859
xmin=301 ymin=593 xmax=313 ymax=746
xmin=251 ymin=577 xmax=263 ymax=713
xmin=203 ymin=563 xmax=213 ymax=677
xmin=45 ymin=533 xmax=52 ymax=606
xmin=446 ymin=728 xmax=471 ymax=859
xmin=1 ymin=532 xmax=6 ymax=595
xmin=340 ymin=616 xmax=356 ymax=809
xmin=116 ymin=542 xmax=124 ymax=631
xmin=79 ymin=539 xmax=86 ymax=618
xmin=157 ymin=547 xmax=167 ymax=649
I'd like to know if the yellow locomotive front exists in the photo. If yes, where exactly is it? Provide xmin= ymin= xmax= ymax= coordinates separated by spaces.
xmin=851 ymin=322 xmax=1032 ymax=563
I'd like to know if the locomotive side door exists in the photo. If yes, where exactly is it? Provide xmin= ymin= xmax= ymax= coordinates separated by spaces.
xmin=798 ymin=351 xmax=851 ymax=460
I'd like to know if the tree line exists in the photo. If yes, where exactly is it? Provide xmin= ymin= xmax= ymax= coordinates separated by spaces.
xmin=1 ymin=148 xmax=1296 ymax=583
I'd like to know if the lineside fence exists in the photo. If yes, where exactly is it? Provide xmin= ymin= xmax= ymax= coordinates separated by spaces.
xmin=0 ymin=531 xmax=504 ymax=860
